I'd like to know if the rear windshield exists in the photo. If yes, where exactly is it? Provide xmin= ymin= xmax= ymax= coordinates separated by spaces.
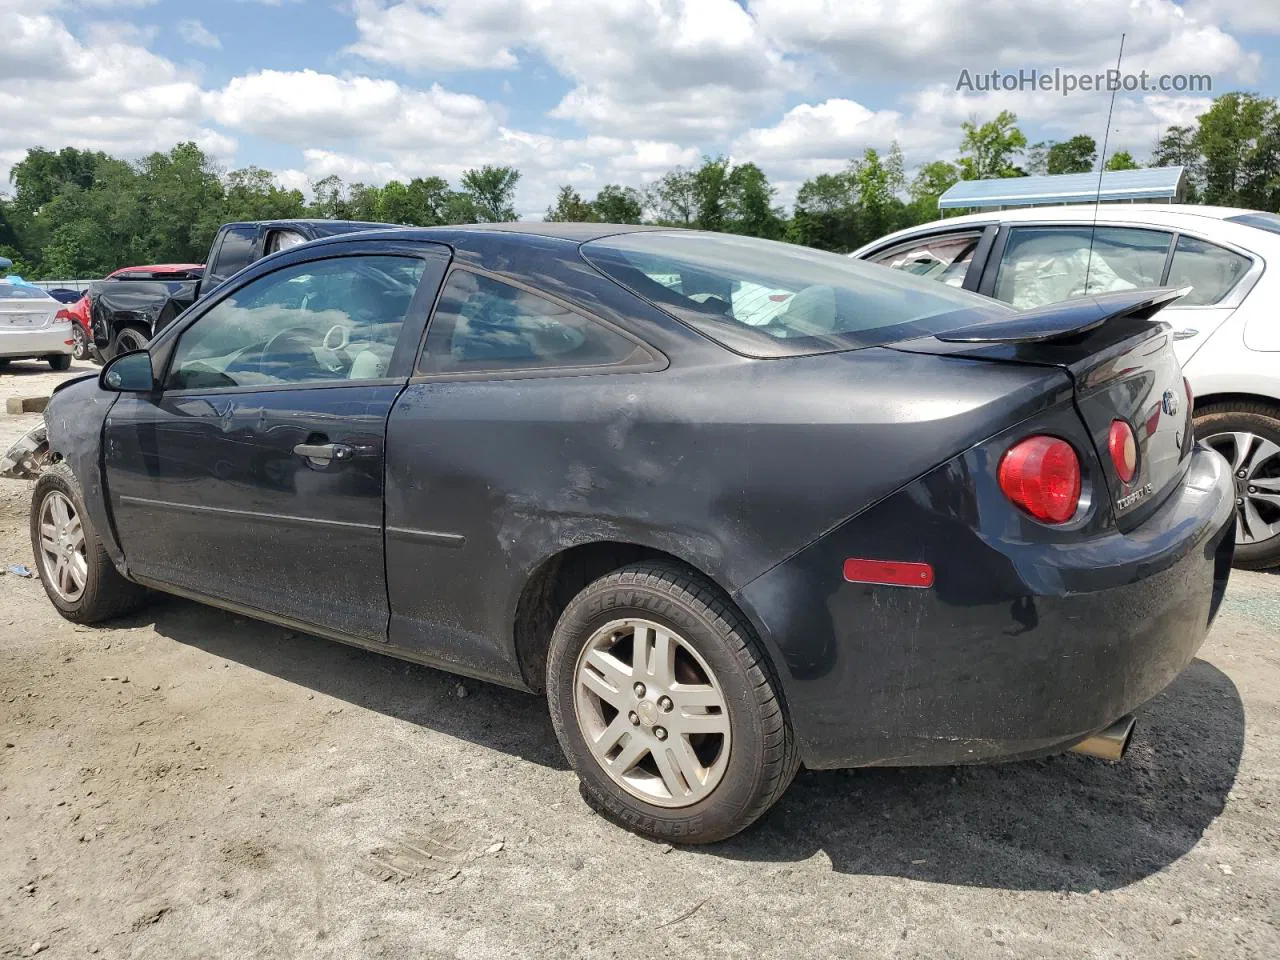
xmin=0 ymin=283 xmax=55 ymax=301
xmin=1226 ymin=212 xmax=1280 ymax=236
xmin=582 ymin=231 xmax=1008 ymax=357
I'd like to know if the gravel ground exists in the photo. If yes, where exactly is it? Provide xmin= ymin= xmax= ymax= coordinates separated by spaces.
xmin=1 ymin=361 xmax=1278 ymax=959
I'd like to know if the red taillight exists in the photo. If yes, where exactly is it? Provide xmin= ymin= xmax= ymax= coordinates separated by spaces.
xmin=998 ymin=436 xmax=1081 ymax=524
xmin=1108 ymin=420 xmax=1138 ymax=483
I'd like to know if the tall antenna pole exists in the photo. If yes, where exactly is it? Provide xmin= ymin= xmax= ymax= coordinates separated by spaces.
xmin=1084 ymin=33 xmax=1126 ymax=295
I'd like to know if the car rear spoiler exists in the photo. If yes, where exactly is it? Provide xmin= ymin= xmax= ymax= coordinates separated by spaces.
xmin=934 ymin=287 xmax=1190 ymax=345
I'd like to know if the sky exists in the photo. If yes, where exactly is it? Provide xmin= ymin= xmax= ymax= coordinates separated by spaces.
xmin=3 ymin=0 xmax=1280 ymax=218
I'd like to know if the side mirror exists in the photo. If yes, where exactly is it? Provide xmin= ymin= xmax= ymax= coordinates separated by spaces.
xmin=100 ymin=351 xmax=156 ymax=393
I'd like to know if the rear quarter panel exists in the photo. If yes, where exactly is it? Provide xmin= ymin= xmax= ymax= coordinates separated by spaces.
xmin=383 ymin=346 xmax=1073 ymax=684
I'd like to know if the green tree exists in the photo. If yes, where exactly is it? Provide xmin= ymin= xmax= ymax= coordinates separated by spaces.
xmin=725 ymin=162 xmax=784 ymax=239
xmin=908 ymin=160 xmax=960 ymax=221
xmin=1046 ymin=135 xmax=1097 ymax=174
xmin=133 ymin=142 xmax=226 ymax=263
xmin=460 ymin=165 xmax=520 ymax=222
xmin=1152 ymin=124 xmax=1203 ymax=199
xmin=958 ymin=111 xmax=1028 ymax=179
xmin=649 ymin=167 xmax=698 ymax=225
xmin=1193 ymin=92 xmax=1277 ymax=206
xmin=591 ymin=184 xmax=644 ymax=224
xmin=545 ymin=185 xmax=597 ymax=222
xmin=308 ymin=175 xmax=353 ymax=220
xmin=375 ymin=180 xmax=416 ymax=224
xmin=789 ymin=171 xmax=858 ymax=251
xmin=405 ymin=176 xmax=454 ymax=225
xmin=222 ymin=167 xmax=306 ymax=222
xmin=850 ymin=145 xmax=907 ymax=240
xmin=1104 ymin=151 xmax=1140 ymax=171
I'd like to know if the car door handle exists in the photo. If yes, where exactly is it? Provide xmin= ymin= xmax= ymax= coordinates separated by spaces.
xmin=293 ymin=442 xmax=354 ymax=462
xmin=1173 ymin=328 xmax=1200 ymax=341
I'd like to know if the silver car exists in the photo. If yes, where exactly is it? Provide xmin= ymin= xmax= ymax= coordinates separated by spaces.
xmin=0 ymin=280 xmax=74 ymax=371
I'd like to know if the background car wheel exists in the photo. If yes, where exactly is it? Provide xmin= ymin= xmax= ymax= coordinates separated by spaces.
xmin=71 ymin=324 xmax=90 ymax=360
xmin=109 ymin=324 xmax=150 ymax=359
xmin=546 ymin=561 xmax=798 ymax=843
xmin=0 ymin=359 xmax=10 ymax=370
xmin=30 ymin=462 xmax=149 ymax=623
xmin=48 ymin=354 xmax=72 ymax=371
xmin=1196 ymin=401 xmax=1280 ymax=570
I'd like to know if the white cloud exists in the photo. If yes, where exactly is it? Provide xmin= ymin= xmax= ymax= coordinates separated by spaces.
xmin=204 ymin=70 xmax=500 ymax=149
xmin=177 ymin=19 xmax=221 ymax=50
xmin=750 ymin=0 xmax=1255 ymax=84
xmin=347 ymin=0 xmax=803 ymax=141
xmin=347 ymin=0 xmax=521 ymax=71
xmin=0 ymin=12 xmax=233 ymax=186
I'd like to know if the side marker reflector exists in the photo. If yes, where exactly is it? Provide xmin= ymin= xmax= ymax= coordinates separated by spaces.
xmin=843 ymin=558 xmax=934 ymax=589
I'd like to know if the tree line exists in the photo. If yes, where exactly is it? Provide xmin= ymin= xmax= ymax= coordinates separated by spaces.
xmin=1 ymin=91 xmax=1276 ymax=280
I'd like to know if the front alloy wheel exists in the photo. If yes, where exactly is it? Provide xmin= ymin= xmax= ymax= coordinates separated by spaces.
xmin=38 ymin=490 xmax=88 ymax=601
xmin=574 ymin=618 xmax=731 ymax=807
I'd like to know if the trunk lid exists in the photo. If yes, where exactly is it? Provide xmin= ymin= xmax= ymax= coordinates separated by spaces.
xmin=889 ymin=288 xmax=1195 ymax=529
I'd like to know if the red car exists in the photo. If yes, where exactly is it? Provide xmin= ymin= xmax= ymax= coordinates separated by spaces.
xmin=61 ymin=264 xmax=203 ymax=361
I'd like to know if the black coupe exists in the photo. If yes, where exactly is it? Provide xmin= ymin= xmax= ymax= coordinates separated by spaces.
xmin=16 ymin=224 xmax=1236 ymax=842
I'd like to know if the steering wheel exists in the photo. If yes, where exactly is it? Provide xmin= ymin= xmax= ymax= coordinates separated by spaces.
xmin=258 ymin=326 xmax=324 ymax=379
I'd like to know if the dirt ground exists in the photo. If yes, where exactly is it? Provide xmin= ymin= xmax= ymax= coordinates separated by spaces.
xmin=1 ymin=359 xmax=1278 ymax=959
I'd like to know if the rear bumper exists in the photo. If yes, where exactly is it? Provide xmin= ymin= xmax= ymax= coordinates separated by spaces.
xmin=0 ymin=325 xmax=74 ymax=358
xmin=736 ymin=442 xmax=1236 ymax=769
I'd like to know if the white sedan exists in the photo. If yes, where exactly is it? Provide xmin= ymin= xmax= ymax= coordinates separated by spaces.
xmin=0 ymin=279 xmax=74 ymax=371
xmin=854 ymin=203 xmax=1280 ymax=569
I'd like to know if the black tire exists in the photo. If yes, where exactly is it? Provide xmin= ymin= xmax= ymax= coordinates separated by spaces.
xmin=108 ymin=323 xmax=150 ymax=360
xmin=1195 ymin=401 xmax=1280 ymax=570
xmin=30 ymin=462 xmax=149 ymax=623
xmin=48 ymin=354 xmax=72 ymax=371
xmin=0 ymin=359 xmax=10 ymax=370
xmin=547 ymin=561 xmax=799 ymax=843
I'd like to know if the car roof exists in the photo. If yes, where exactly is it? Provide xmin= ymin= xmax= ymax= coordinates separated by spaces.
xmin=855 ymin=203 xmax=1279 ymax=257
xmin=296 ymin=221 xmax=667 ymax=253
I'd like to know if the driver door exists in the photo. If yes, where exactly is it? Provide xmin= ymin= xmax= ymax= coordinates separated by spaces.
xmin=103 ymin=248 xmax=448 ymax=641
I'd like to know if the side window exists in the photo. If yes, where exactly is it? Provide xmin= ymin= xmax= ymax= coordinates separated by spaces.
xmin=1164 ymin=235 xmax=1252 ymax=306
xmin=870 ymin=233 xmax=982 ymax=288
xmin=166 ymin=255 xmax=426 ymax=390
xmin=418 ymin=271 xmax=644 ymax=376
xmin=993 ymin=227 xmax=1172 ymax=310
xmin=207 ymin=225 xmax=259 ymax=287
xmin=266 ymin=229 xmax=307 ymax=255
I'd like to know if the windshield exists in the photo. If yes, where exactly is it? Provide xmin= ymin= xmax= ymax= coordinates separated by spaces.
xmin=0 ymin=283 xmax=55 ymax=302
xmin=582 ymin=231 xmax=1008 ymax=357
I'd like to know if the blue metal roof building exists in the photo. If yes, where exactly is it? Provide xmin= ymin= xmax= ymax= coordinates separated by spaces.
xmin=938 ymin=166 xmax=1187 ymax=211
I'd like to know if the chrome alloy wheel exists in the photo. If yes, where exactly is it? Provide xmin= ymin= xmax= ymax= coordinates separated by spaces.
xmin=1204 ymin=431 xmax=1280 ymax=546
xmin=38 ymin=490 xmax=88 ymax=602
xmin=573 ymin=618 xmax=731 ymax=808
xmin=71 ymin=324 xmax=89 ymax=360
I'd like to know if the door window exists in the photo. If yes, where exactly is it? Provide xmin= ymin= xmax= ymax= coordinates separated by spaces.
xmin=166 ymin=256 xmax=426 ymax=390
xmin=870 ymin=232 xmax=982 ymax=288
xmin=417 ymin=271 xmax=644 ymax=376
xmin=1164 ymin=235 xmax=1252 ymax=306
xmin=266 ymin=229 xmax=308 ymax=255
xmin=206 ymin=224 xmax=259 ymax=287
xmin=993 ymin=226 xmax=1172 ymax=309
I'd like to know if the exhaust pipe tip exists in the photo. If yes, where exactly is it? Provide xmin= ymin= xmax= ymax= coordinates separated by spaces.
xmin=1069 ymin=715 xmax=1135 ymax=762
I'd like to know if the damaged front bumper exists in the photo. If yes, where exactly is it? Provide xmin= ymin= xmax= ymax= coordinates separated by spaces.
xmin=0 ymin=422 xmax=50 ymax=480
